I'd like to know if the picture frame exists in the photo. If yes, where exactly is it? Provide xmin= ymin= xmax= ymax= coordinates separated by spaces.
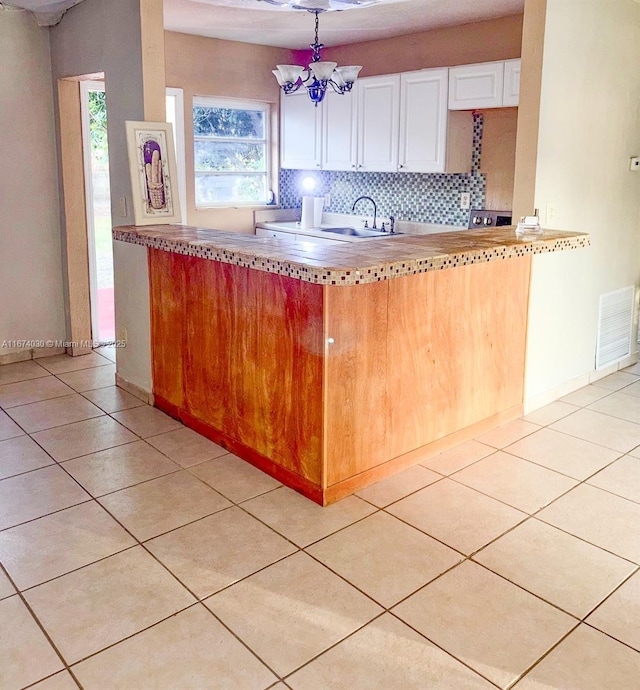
xmin=125 ymin=120 xmax=182 ymax=225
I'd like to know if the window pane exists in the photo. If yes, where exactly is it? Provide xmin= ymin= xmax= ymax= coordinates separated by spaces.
xmin=193 ymin=106 xmax=265 ymax=139
xmin=194 ymin=141 xmax=266 ymax=173
xmin=195 ymin=174 xmax=267 ymax=205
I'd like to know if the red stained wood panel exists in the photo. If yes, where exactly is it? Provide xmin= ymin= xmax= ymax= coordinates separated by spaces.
xmin=149 ymin=250 xmax=324 ymax=485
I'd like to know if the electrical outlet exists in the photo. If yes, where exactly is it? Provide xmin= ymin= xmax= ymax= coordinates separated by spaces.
xmin=324 ymin=193 xmax=331 ymax=206
xmin=118 ymin=325 xmax=128 ymax=344
xmin=546 ymin=202 xmax=557 ymax=226
xmin=460 ymin=192 xmax=471 ymax=210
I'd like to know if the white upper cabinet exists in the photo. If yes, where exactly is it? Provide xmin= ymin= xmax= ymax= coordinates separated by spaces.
xmin=357 ymin=74 xmax=400 ymax=172
xmin=322 ymin=89 xmax=357 ymax=171
xmin=399 ymin=68 xmax=449 ymax=173
xmin=502 ymin=59 xmax=521 ymax=107
xmin=448 ymin=59 xmax=521 ymax=109
xmin=448 ymin=61 xmax=505 ymax=110
xmin=280 ymin=90 xmax=322 ymax=169
xmin=279 ymin=61 xmax=500 ymax=172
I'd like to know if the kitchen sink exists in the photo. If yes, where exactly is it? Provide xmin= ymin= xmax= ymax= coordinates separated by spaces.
xmin=321 ymin=226 xmax=401 ymax=238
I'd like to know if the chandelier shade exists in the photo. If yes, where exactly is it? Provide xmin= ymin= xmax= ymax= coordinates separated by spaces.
xmin=272 ymin=10 xmax=362 ymax=105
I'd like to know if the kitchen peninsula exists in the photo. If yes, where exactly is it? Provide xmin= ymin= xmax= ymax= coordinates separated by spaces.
xmin=114 ymin=224 xmax=589 ymax=505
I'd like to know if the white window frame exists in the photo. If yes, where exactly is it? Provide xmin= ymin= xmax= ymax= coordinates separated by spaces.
xmin=192 ymin=95 xmax=271 ymax=208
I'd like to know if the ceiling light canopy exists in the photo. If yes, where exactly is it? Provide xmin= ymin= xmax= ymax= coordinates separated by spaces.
xmin=272 ymin=10 xmax=362 ymax=106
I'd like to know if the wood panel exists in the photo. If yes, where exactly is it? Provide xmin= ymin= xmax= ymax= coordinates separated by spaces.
xmin=385 ymin=257 xmax=531 ymax=460
xmin=324 ymin=403 xmax=522 ymax=505
xmin=324 ymin=281 xmax=389 ymax=485
xmin=155 ymin=393 xmax=324 ymax=504
xmin=182 ymin=257 xmax=325 ymax=484
xmin=148 ymin=248 xmax=186 ymax=408
xmin=149 ymin=248 xmax=532 ymax=504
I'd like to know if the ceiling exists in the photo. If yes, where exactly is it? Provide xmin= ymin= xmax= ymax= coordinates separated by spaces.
xmin=164 ymin=0 xmax=525 ymax=48
xmin=2 ymin=0 xmax=525 ymax=43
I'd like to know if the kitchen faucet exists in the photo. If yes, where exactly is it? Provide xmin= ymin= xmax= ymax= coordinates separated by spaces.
xmin=352 ymin=195 xmax=377 ymax=229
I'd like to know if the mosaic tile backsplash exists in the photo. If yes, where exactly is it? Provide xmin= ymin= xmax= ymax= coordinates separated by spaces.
xmin=278 ymin=114 xmax=486 ymax=227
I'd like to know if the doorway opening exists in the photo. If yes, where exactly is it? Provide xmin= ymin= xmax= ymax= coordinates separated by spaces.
xmin=80 ymin=80 xmax=114 ymax=345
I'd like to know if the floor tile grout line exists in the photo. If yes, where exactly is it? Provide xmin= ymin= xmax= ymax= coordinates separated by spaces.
xmin=284 ymin=606 xmax=504 ymax=689
xmin=531 ymin=514 xmax=640 ymax=567
xmin=497 ymin=444 xmax=627 ymax=483
xmin=233 ymin=487 xmax=379 ymax=551
xmin=0 ymin=460 xmax=60 ymax=484
xmin=466 ymin=555 xmax=603 ymax=623
xmin=504 ymin=620 xmax=583 ymax=690
xmin=352 ymin=472 xmax=448 ymax=511
xmin=582 ymin=619 xmax=640 ymax=656
xmin=0 ymin=385 xmax=77 ymax=410
xmin=582 ymin=399 xmax=640 ymax=426
xmin=4 ymin=358 xmax=640 ymax=685
xmin=4 ymin=411 xmax=108 ymax=436
xmin=381 ymin=502 xmax=640 ymax=621
xmin=384 ymin=609 xmax=504 ymax=690
xmin=544 ymin=421 xmax=640 ymax=455
xmin=0 ymin=562 xmax=85 ymax=689
xmin=491 ymin=446 xmax=640 ymax=507
xmin=578 ymin=564 xmax=640 ymax=624
xmin=64 ymin=600 xmax=202 ymax=671
xmin=22 ymin=669 xmax=83 ymax=690
xmin=0 ymin=497 xmax=94 ymax=535
xmin=12 ymin=540 xmax=141 ymax=596
xmin=199 ymin=597 xmax=287 ymax=682
xmin=2 ymin=390 xmax=106 ymax=415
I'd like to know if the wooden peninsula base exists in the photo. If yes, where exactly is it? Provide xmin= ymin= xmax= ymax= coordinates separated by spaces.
xmin=147 ymin=247 xmax=531 ymax=505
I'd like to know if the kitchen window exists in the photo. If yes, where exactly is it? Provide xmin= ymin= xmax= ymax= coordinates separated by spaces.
xmin=193 ymin=96 xmax=271 ymax=207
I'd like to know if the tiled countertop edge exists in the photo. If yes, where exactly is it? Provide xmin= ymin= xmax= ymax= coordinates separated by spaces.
xmin=113 ymin=227 xmax=590 ymax=286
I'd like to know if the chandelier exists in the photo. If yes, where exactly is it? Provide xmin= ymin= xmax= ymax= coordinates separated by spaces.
xmin=272 ymin=10 xmax=362 ymax=106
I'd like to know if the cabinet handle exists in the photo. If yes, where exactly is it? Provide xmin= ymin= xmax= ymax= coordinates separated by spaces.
xmin=398 ymin=164 xmax=405 ymax=170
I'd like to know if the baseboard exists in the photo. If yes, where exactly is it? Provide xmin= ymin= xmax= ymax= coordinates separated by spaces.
xmin=115 ymin=373 xmax=154 ymax=405
xmin=524 ymin=352 xmax=639 ymax=414
xmin=0 ymin=347 xmax=66 ymax=365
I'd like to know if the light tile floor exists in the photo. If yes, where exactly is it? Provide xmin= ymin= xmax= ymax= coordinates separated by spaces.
xmin=0 ymin=353 xmax=639 ymax=689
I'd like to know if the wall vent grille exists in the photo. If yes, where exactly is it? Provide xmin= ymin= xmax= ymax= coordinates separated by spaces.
xmin=596 ymin=286 xmax=635 ymax=370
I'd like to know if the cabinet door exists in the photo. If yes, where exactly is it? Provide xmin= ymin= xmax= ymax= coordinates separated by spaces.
xmin=322 ymin=89 xmax=357 ymax=171
xmin=357 ymin=74 xmax=400 ymax=172
xmin=399 ymin=68 xmax=449 ymax=173
xmin=448 ymin=61 xmax=505 ymax=110
xmin=280 ymin=91 xmax=322 ymax=170
xmin=503 ymin=59 xmax=521 ymax=107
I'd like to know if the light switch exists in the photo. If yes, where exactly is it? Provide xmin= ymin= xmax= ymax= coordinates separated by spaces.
xmin=118 ymin=197 xmax=127 ymax=218
xmin=629 ymin=157 xmax=640 ymax=172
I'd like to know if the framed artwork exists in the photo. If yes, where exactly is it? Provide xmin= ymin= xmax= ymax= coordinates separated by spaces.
xmin=125 ymin=121 xmax=182 ymax=225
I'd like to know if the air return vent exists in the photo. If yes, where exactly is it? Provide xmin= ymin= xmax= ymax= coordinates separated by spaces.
xmin=596 ymin=286 xmax=635 ymax=370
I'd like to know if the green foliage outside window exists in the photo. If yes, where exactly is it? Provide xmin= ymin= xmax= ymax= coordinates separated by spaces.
xmin=193 ymin=101 xmax=269 ymax=205
xmin=88 ymin=90 xmax=108 ymax=166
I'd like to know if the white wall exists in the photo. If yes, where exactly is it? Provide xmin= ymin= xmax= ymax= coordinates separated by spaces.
xmin=0 ymin=8 xmax=66 ymax=358
xmin=525 ymin=0 xmax=640 ymax=406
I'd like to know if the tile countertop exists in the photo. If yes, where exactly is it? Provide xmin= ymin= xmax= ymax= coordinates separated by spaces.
xmin=113 ymin=224 xmax=590 ymax=286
